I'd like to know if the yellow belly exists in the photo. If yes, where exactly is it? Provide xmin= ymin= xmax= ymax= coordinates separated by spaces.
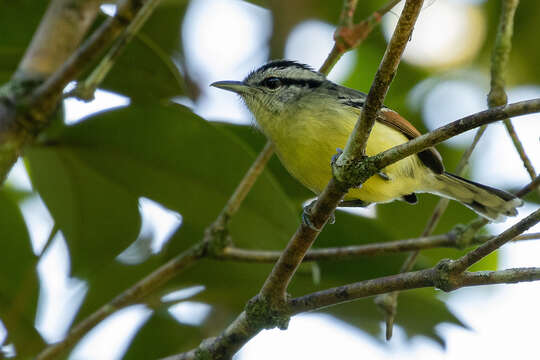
xmin=269 ymin=112 xmax=427 ymax=203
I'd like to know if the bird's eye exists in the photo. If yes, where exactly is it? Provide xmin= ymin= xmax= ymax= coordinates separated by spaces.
xmin=262 ymin=77 xmax=282 ymax=89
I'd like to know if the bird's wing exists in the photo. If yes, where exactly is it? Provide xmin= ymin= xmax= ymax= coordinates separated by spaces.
xmin=336 ymin=85 xmax=444 ymax=174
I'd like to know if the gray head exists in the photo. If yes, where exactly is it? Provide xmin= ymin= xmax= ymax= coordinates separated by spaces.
xmin=211 ymin=60 xmax=328 ymax=117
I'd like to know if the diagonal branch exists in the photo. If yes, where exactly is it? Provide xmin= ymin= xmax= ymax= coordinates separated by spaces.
xmin=449 ymin=208 xmax=540 ymax=273
xmin=515 ymin=175 xmax=540 ymax=198
xmin=14 ymin=0 xmax=103 ymax=80
xmin=320 ymin=0 xmax=402 ymax=74
xmin=503 ymin=119 xmax=538 ymax=183
xmin=335 ymin=0 xmax=425 ymax=167
xmin=371 ymin=98 xmax=540 ymax=171
xmin=289 ymin=266 xmax=540 ymax=314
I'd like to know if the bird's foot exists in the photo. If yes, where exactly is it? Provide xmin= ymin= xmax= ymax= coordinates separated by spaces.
xmin=302 ymin=200 xmax=335 ymax=232
xmin=338 ymin=199 xmax=371 ymax=208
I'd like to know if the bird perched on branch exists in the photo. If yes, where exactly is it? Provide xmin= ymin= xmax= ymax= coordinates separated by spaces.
xmin=212 ymin=60 xmax=522 ymax=222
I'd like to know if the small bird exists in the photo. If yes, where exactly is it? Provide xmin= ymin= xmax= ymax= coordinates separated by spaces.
xmin=212 ymin=60 xmax=522 ymax=222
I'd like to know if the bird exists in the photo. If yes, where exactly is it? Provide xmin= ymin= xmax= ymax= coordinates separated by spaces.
xmin=211 ymin=60 xmax=522 ymax=222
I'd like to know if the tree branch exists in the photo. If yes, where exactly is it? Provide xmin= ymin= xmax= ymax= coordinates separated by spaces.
xmin=515 ymin=175 xmax=540 ymax=198
xmin=14 ymin=0 xmax=103 ymax=80
xmin=335 ymin=0 xmax=424 ymax=169
xmin=35 ymin=142 xmax=275 ymax=359
xmin=503 ymin=119 xmax=538 ymax=183
xmin=449 ymin=208 xmax=540 ymax=274
xmin=289 ymin=266 xmax=540 ymax=314
xmin=487 ymin=0 xmax=537 ymax=192
xmin=320 ymin=0 xmax=402 ymax=75
xmin=372 ymin=98 xmax=540 ymax=171
xmin=216 ymin=232 xmax=539 ymax=263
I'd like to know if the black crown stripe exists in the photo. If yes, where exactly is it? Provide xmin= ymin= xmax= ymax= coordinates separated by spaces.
xmin=257 ymin=60 xmax=314 ymax=73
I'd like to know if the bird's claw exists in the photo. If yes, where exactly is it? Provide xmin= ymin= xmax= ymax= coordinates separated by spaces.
xmin=302 ymin=200 xmax=335 ymax=231
xmin=377 ymin=171 xmax=390 ymax=181
xmin=338 ymin=199 xmax=371 ymax=208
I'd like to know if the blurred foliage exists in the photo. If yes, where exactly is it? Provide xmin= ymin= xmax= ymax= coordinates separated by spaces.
xmin=0 ymin=0 xmax=49 ymax=83
xmin=0 ymin=0 xmax=537 ymax=359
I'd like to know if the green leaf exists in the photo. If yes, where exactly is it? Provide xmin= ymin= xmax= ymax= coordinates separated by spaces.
xmin=25 ymin=148 xmax=141 ymax=278
xmin=99 ymin=34 xmax=185 ymax=102
xmin=0 ymin=0 xmax=49 ymax=83
xmin=99 ymin=1 xmax=188 ymax=101
xmin=0 ymin=190 xmax=44 ymax=355
xmin=42 ymin=104 xmax=299 ymax=250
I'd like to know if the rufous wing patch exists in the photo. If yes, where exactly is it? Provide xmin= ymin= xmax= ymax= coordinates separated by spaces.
xmin=378 ymin=108 xmax=444 ymax=174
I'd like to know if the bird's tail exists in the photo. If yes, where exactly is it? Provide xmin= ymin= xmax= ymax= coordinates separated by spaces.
xmin=430 ymin=172 xmax=523 ymax=222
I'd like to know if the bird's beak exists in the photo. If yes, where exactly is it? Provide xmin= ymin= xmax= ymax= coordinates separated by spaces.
xmin=210 ymin=80 xmax=249 ymax=94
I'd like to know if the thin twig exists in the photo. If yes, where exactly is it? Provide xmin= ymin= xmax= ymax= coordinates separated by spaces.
xmin=487 ymin=0 xmax=537 ymax=191
xmin=220 ymin=142 xmax=274 ymax=219
xmin=372 ymin=99 xmax=540 ymax=171
xmin=289 ymin=266 xmax=540 ymax=314
xmin=515 ymin=175 xmax=540 ymax=198
xmin=66 ymin=0 xmax=163 ymax=101
xmin=503 ymin=119 xmax=538 ymax=182
xmin=335 ymin=0 xmax=424 ymax=167
xmin=449 ymin=208 xmax=540 ymax=273
xmin=290 ymin=203 xmax=540 ymax=315
xmin=215 ymin=231 xmax=539 ymax=263
xmin=320 ymin=0 xmax=402 ymax=75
